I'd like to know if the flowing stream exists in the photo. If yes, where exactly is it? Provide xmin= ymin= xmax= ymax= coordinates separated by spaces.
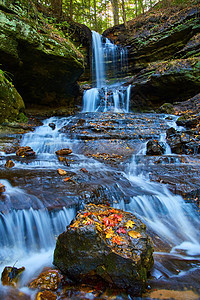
xmin=0 ymin=32 xmax=200 ymax=299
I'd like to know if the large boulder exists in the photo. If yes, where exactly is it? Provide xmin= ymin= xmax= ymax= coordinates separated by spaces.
xmin=53 ymin=204 xmax=154 ymax=296
xmin=0 ymin=4 xmax=84 ymax=109
xmin=0 ymin=74 xmax=25 ymax=123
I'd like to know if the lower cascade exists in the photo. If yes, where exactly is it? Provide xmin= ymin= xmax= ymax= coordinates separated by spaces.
xmin=82 ymin=31 xmax=131 ymax=112
xmin=0 ymin=112 xmax=199 ymax=298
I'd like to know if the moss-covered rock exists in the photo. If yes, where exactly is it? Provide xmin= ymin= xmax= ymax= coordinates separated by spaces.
xmin=0 ymin=6 xmax=84 ymax=109
xmin=0 ymin=74 xmax=25 ymax=123
xmin=53 ymin=204 xmax=154 ymax=296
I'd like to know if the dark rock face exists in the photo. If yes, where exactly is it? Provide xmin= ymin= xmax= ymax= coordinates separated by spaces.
xmin=129 ymin=58 xmax=200 ymax=111
xmin=166 ymin=127 xmax=200 ymax=154
xmin=146 ymin=140 xmax=165 ymax=155
xmin=53 ymin=204 xmax=154 ymax=296
xmin=0 ymin=7 xmax=84 ymax=109
xmin=104 ymin=4 xmax=200 ymax=71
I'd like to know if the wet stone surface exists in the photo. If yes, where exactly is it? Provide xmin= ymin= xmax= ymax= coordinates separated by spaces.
xmin=54 ymin=204 xmax=154 ymax=296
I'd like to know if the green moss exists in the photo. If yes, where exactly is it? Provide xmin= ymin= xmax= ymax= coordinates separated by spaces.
xmin=0 ymin=77 xmax=25 ymax=123
xmin=17 ymin=112 xmax=28 ymax=123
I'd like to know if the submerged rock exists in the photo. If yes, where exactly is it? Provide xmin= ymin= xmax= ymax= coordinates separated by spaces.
xmin=28 ymin=269 xmax=63 ymax=291
xmin=1 ymin=266 xmax=25 ymax=287
xmin=55 ymin=148 xmax=72 ymax=156
xmin=36 ymin=290 xmax=57 ymax=300
xmin=16 ymin=146 xmax=35 ymax=157
xmin=5 ymin=159 xmax=15 ymax=168
xmin=0 ymin=183 xmax=5 ymax=193
xmin=49 ymin=123 xmax=56 ymax=130
xmin=53 ymin=204 xmax=154 ymax=296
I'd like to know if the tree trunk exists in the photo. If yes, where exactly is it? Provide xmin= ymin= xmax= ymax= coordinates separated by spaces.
xmin=69 ymin=0 xmax=73 ymax=20
xmin=51 ymin=0 xmax=62 ymax=19
xmin=121 ymin=0 xmax=127 ymax=28
xmin=94 ymin=0 xmax=98 ymax=31
xmin=110 ymin=0 xmax=119 ymax=26
xmin=139 ymin=0 xmax=145 ymax=14
xmin=135 ymin=0 xmax=138 ymax=17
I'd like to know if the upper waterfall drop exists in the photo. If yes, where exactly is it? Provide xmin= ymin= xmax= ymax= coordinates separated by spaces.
xmin=83 ymin=31 xmax=131 ymax=113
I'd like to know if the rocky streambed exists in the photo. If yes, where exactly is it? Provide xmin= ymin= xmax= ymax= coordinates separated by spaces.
xmin=0 ymin=110 xmax=199 ymax=299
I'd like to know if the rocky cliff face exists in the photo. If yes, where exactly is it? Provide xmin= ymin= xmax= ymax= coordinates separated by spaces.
xmin=0 ymin=3 xmax=84 ymax=115
xmin=104 ymin=1 xmax=200 ymax=111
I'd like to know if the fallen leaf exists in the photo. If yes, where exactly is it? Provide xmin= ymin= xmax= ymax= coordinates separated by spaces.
xmin=80 ymin=168 xmax=88 ymax=173
xmin=104 ymin=228 xmax=114 ymax=239
xmin=111 ymin=235 xmax=124 ymax=245
xmin=83 ymin=218 xmax=93 ymax=225
xmin=95 ymin=222 xmax=103 ymax=232
xmin=125 ymin=220 xmax=135 ymax=229
xmin=64 ymin=177 xmax=71 ymax=182
xmin=117 ymin=227 xmax=126 ymax=234
xmin=128 ymin=230 xmax=142 ymax=239
xmin=70 ymin=220 xmax=80 ymax=228
xmin=57 ymin=168 xmax=67 ymax=176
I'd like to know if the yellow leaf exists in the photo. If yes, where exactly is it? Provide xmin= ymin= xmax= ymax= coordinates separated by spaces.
xmin=70 ymin=220 xmax=80 ymax=228
xmin=125 ymin=220 xmax=135 ymax=229
xmin=128 ymin=230 xmax=141 ymax=239
xmin=95 ymin=222 xmax=103 ymax=232
xmin=104 ymin=228 xmax=114 ymax=239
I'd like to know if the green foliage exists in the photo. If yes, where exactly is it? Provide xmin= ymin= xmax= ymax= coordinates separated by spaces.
xmin=2 ymin=0 xmax=197 ymax=33
xmin=0 ymin=68 xmax=13 ymax=86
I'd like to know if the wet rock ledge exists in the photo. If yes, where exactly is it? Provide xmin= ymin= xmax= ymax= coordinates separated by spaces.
xmin=53 ymin=204 xmax=154 ymax=296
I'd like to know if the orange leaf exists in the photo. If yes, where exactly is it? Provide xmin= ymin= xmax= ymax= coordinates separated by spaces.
xmin=128 ymin=230 xmax=141 ymax=239
xmin=64 ymin=177 xmax=71 ymax=182
xmin=70 ymin=220 xmax=80 ymax=228
xmin=111 ymin=235 xmax=124 ymax=245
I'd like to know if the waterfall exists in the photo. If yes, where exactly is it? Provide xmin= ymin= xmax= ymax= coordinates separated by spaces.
xmin=83 ymin=31 xmax=131 ymax=112
xmin=0 ymin=207 xmax=75 ymax=258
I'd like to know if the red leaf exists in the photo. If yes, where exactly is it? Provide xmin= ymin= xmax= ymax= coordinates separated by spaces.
xmin=117 ymin=227 xmax=126 ymax=234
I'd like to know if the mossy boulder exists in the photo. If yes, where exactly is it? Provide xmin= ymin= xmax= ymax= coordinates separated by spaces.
xmin=0 ymin=76 xmax=25 ymax=123
xmin=157 ymin=103 xmax=175 ymax=114
xmin=53 ymin=204 xmax=154 ymax=296
xmin=0 ymin=7 xmax=84 ymax=109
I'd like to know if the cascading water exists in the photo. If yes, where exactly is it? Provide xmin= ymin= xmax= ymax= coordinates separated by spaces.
xmin=83 ymin=31 xmax=131 ymax=112
xmin=0 ymin=110 xmax=200 ymax=297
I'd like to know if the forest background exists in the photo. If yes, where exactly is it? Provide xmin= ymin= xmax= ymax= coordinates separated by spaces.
xmin=4 ymin=0 xmax=190 ymax=33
